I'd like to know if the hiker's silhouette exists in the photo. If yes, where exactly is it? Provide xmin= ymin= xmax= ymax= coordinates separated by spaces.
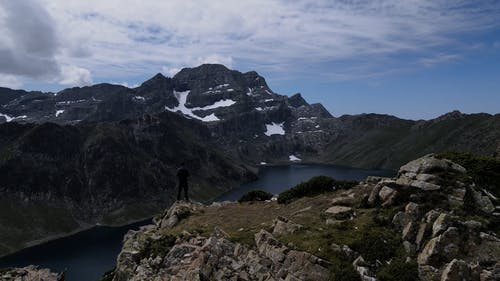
xmin=176 ymin=163 xmax=190 ymax=201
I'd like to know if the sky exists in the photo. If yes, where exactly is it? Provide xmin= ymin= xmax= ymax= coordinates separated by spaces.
xmin=0 ymin=0 xmax=499 ymax=120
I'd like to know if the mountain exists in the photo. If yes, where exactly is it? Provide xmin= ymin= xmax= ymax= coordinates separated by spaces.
xmin=0 ymin=111 xmax=256 ymax=256
xmin=0 ymin=64 xmax=499 ymax=256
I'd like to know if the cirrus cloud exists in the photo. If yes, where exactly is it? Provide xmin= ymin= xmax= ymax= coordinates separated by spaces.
xmin=1 ymin=0 xmax=500 ymax=88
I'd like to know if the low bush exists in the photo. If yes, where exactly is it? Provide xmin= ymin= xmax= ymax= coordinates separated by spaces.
xmin=348 ymin=227 xmax=401 ymax=263
xmin=277 ymin=176 xmax=357 ymax=204
xmin=437 ymin=151 xmax=500 ymax=197
xmin=329 ymin=260 xmax=361 ymax=281
xmin=377 ymin=258 xmax=419 ymax=281
xmin=238 ymin=190 xmax=273 ymax=203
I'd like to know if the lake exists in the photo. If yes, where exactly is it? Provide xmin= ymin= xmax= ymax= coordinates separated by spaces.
xmin=0 ymin=164 xmax=394 ymax=281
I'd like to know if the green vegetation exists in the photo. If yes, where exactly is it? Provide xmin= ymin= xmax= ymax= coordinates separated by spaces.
xmin=329 ymin=259 xmax=362 ymax=281
xmin=142 ymin=235 xmax=176 ymax=258
xmin=238 ymin=190 xmax=273 ymax=203
xmin=437 ymin=151 xmax=500 ymax=197
xmin=277 ymin=176 xmax=357 ymax=204
xmin=377 ymin=258 xmax=419 ymax=281
xmin=345 ymin=226 xmax=401 ymax=263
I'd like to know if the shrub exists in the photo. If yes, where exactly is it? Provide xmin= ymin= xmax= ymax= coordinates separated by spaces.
xmin=329 ymin=262 xmax=361 ymax=281
xmin=348 ymin=227 xmax=401 ymax=263
xmin=377 ymin=259 xmax=419 ymax=281
xmin=238 ymin=190 xmax=273 ymax=203
xmin=277 ymin=176 xmax=357 ymax=204
xmin=437 ymin=151 xmax=500 ymax=197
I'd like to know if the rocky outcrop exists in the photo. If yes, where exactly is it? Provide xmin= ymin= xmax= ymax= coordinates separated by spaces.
xmin=113 ymin=202 xmax=330 ymax=281
xmin=0 ymin=266 xmax=62 ymax=281
xmin=363 ymin=154 xmax=500 ymax=281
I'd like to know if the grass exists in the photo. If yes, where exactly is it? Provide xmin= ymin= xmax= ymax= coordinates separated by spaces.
xmin=160 ymin=185 xmax=403 ymax=278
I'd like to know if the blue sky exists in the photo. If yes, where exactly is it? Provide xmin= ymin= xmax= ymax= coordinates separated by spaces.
xmin=0 ymin=0 xmax=499 ymax=120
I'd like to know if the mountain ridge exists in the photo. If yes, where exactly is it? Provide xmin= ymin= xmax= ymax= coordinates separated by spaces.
xmin=0 ymin=64 xmax=498 ymax=257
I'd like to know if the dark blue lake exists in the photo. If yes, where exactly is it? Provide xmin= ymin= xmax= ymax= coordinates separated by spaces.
xmin=0 ymin=164 xmax=394 ymax=281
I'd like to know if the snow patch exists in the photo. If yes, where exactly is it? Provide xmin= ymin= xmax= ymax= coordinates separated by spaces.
xmin=215 ymin=84 xmax=229 ymax=89
xmin=56 ymin=99 xmax=86 ymax=105
xmin=0 ymin=113 xmax=27 ymax=122
xmin=55 ymin=110 xmax=64 ymax=117
xmin=246 ymin=88 xmax=254 ymax=96
xmin=264 ymin=122 xmax=285 ymax=136
xmin=264 ymin=99 xmax=273 ymax=102
xmin=289 ymin=155 xmax=301 ymax=162
xmin=260 ymin=162 xmax=267 ymax=165
xmin=227 ymin=89 xmax=234 ymax=92
xmin=166 ymin=90 xmax=221 ymax=122
xmin=255 ymin=107 xmax=263 ymax=111
xmin=265 ymin=90 xmax=273 ymax=95
xmin=192 ymin=99 xmax=236 ymax=111
xmin=0 ymin=113 xmax=13 ymax=122
xmin=133 ymin=96 xmax=145 ymax=101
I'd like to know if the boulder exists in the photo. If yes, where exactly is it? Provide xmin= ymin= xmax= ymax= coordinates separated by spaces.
xmin=0 ymin=266 xmax=62 ymax=281
xmin=441 ymin=259 xmax=480 ymax=281
xmin=399 ymin=154 xmax=466 ymax=175
xmin=402 ymin=221 xmax=418 ymax=242
xmin=432 ymin=213 xmax=454 ymax=237
xmin=415 ymin=223 xmax=430 ymax=249
xmin=379 ymin=186 xmax=395 ymax=202
xmin=472 ymin=189 xmax=495 ymax=213
xmin=324 ymin=206 xmax=353 ymax=219
xmin=405 ymin=202 xmax=421 ymax=220
xmin=418 ymin=227 xmax=460 ymax=266
xmin=367 ymin=185 xmax=382 ymax=206
xmin=272 ymin=216 xmax=303 ymax=236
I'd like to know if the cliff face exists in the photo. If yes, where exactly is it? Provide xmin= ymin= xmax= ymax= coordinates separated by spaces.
xmin=106 ymin=154 xmax=500 ymax=281
xmin=0 ymin=111 xmax=256 ymax=256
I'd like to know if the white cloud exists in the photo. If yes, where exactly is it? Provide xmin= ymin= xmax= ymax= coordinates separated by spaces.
xmin=0 ymin=74 xmax=23 ymax=89
xmin=1 ymin=0 xmax=499 ymax=86
xmin=420 ymin=54 xmax=461 ymax=67
xmin=59 ymin=65 xmax=92 ymax=86
xmin=161 ymin=66 xmax=181 ymax=77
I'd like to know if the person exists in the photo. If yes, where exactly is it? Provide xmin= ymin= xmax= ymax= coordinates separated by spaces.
xmin=176 ymin=162 xmax=190 ymax=201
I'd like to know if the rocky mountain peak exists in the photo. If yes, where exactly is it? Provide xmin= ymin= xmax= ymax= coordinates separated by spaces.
xmin=288 ymin=93 xmax=308 ymax=108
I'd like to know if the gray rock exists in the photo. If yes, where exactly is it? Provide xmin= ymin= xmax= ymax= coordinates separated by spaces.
xmin=399 ymin=154 xmax=466 ymax=175
xmin=418 ymin=227 xmax=460 ymax=266
xmin=379 ymin=186 xmax=395 ymax=202
xmin=441 ymin=259 xmax=480 ymax=281
xmin=432 ymin=213 xmax=454 ymax=237
xmin=472 ymin=189 xmax=495 ymax=213
xmin=272 ymin=216 xmax=303 ymax=236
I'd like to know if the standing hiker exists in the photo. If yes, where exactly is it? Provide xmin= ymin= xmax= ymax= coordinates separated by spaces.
xmin=176 ymin=162 xmax=190 ymax=201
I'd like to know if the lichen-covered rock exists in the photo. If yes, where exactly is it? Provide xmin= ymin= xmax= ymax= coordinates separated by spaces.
xmin=379 ymin=186 xmax=395 ymax=202
xmin=432 ymin=214 xmax=454 ymax=237
xmin=0 ymin=266 xmax=62 ymax=281
xmin=418 ymin=227 xmax=460 ymax=266
xmin=471 ymin=189 xmax=495 ymax=214
xmin=113 ymin=203 xmax=330 ymax=281
xmin=272 ymin=216 xmax=303 ymax=236
xmin=399 ymin=154 xmax=466 ymax=175
xmin=440 ymin=259 xmax=480 ymax=281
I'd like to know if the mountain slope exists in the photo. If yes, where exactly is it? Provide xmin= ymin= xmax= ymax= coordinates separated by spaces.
xmin=0 ymin=111 xmax=256 ymax=256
